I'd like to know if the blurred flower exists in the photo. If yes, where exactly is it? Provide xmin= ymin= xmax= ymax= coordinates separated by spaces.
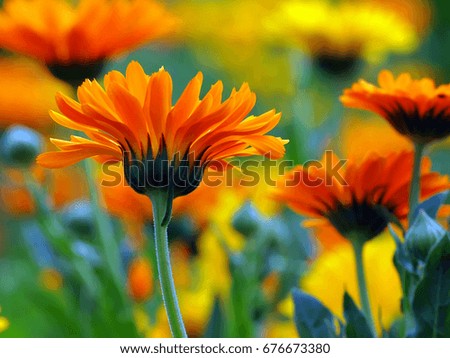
xmin=0 ymin=57 xmax=72 ymax=130
xmin=341 ymin=70 xmax=450 ymax=144
xmin=38 ymin=61 xmax=286 ymax=201
xmin=0 ymin=0 xmax=177 ymax=67
xmin=266 ymin=0 xmax=419 ymax=73
xmin=302 ymin=234 xmax=402 ymax=333
xmin=127 ymin=256 xmax=153 ymax=302
xmin=338 ymin=116 xmax=413 ymax=160
xmin=272 ymin=151 xmax=449 ymax=249
xmin=362 ymin=0 xmax=431 ymax=34
xmin=60 ymin=200 xmax=95 ymax=238
xmin=39 ymin=268 xmax=63 ymax=291
xmin=175 ymin=0 xmax=294 ymax=97
xmin=0 ymin=307 xmax=9 ymax=333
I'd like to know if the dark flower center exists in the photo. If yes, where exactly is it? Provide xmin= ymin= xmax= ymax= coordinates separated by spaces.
xmin=47 ymin=60 xmax=106 ymax=88
xmin=325 ymin=201 xmax=391 ymax=243
xmin=387 ymin=104 xmax=450 ymax=143
xmin=313 ymin=53 xmax=360 ymax=77
xmin=123 ymin=137 xmax=206 ymax=199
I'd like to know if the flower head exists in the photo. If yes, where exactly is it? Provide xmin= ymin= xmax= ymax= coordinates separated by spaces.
xmin=0 ymin=0 xmax=177 ymax=83
xmin=272 ymin=151 xmax=449 ymax=247
xmin=341 ymin=70 xmax=450 ymax=144
xmin=266 ymin=1 xmax=419 ymax=74
xmin=38 ymin=61 xmax=286 ymax=199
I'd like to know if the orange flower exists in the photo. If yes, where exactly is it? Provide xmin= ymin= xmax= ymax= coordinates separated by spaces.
xmin=0 ymin=57 xmax=72 ymax=130
xmin=38 ymin=61 xmax=287 ymax=199
xmin=128 ymin=257 xmax=153 ymax=302
xmin=341 ymin=70 xmax=450 ymax=144
xmin=0 ymin=0 xmax=177 ymax=66
xmin=272 ymin=151 xmax=449 ymax=249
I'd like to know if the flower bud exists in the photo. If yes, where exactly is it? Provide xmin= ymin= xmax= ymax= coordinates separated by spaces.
xmin=406 ymin=210 xmax=446 ymax=262
xmin=60 ymin=200 xmax=95 ymax=238
xmin=232 ymin=202 xmax=263 ymax=237
xmin=0 ymin=125 xmax=42 ymax=168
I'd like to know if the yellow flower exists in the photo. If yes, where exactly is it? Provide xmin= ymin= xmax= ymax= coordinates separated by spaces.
xmin=0 ymin=307 xmax=9 ymax=334
xmin=0 ymin=0 xmax=177 ymax=66
xmin=174 ymin=0 xmax=294 ymax=97
xmin=302 ymin=234 xmax=402 ymax=333
xmin=266 ymin=0 xmax=419 ymax=65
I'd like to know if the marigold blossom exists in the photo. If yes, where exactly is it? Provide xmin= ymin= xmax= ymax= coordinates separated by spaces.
xmin=37 ymin=61 xmax=287 ymax=199
xmin=272 ymin=151 xmax=449 ymax=247
xmin=0 ymin=0 xmax=177 ymax=65
xmin=341 ymin=70 xmax=450 ymax=144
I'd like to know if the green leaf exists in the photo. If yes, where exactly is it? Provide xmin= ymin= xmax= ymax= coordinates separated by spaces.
xmin=413 ymin=191 xmax=448 ymax=220
xmin=292 ymin=288 xmax=337 ymax=338
xmin=343 ymin=292 xmax=374 ymax=338
xmin=412 ymin=235 xmax=450 ymax=337
xmin=203 ymin=297 xmax=227 ymax=338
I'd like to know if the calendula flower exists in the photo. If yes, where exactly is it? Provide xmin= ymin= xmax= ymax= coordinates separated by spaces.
xmin=266 ymin=0 xmax=419 ymax=74
xmin=38 ymin=61 xmax=286 ymax=199
xmin=341 ymin=70 xmax=450 ymax=222
xmin=273 ymin=151 xmax=449 ymax=246
xmin=38 ymin=60 xmax=286 ymax=338
xmin=341 ymin=70 xmax=450 ymax=144
xmin=0 ymin=0 xmax=177 ymax=84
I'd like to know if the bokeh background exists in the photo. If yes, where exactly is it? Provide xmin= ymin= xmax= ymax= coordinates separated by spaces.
xmin=0 ymin=0 xmax=449 ymax=337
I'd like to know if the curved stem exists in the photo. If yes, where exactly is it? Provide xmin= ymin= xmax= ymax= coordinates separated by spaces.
xmin=352 ymin=241 xmax=376 ymax=337
xmin=408 ymin=142 xmax=425 ymax=225
xmin=150 ymin=191 xmax=187 ymax=338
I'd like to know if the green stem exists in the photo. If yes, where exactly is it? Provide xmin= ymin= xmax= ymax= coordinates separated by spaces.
xmin=352 ymin=241 xmax=376 ymax=337
xmin=83 ymin=160 xmax=126 ymax=304
xmin=408 ymin=142 xmax=425 ymax=224
xmin=150 ymin=191 xmax=187 ymax=338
